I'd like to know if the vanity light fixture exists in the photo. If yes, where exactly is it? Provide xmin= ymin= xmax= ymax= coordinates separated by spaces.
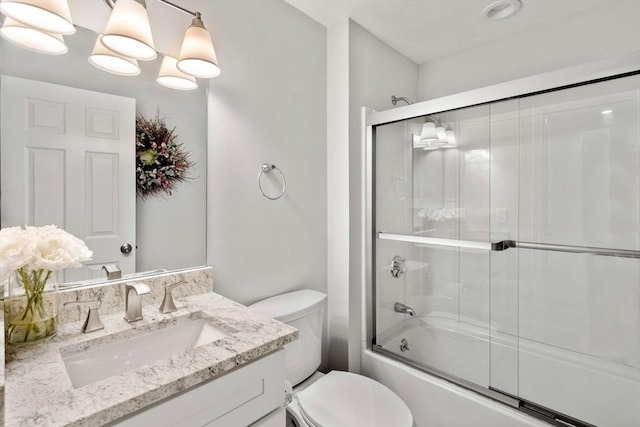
xmin=445 ymin=128 xmax=457 ymax=145
xmin=416 ymin=120 xmax=448 ymax=143
xmin=100 ymin=0 xmax=222 ymax=86
xmin=176 ymin=12 xmax=220 ymax=78
xmin=101 ymin=0 xmax=156 ymax=60
xmin=156 ymin=54 xmax=198 ymax=90
xmin=0 ymin=16 xmax=67 ymax=54
xmin=413 ymin=119 xmax=457 ymax=150
xmin=418 ymin=121 xmax=440 ymax=143
xmin=0 ymin=0 xmax=75 ymax=35
xmin=89 ymin=35 xmax=141 ymax=76
xmin=435 ymin=123 xmax=448 ymax=142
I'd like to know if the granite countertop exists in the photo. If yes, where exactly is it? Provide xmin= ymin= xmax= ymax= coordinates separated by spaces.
xmin=5 ymin=292 xmax=297 ymax=427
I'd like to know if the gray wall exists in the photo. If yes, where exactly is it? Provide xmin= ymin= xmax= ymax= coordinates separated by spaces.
xmin=325 ymin=20 xmax=419 ymax=371
xmin=325 ymin=18 xmax=419 ymax=371
xmin=0 ymin=28 xmax=207 ymax=273
xmin=348 ymin=21 xmax=419 ymax=371
xmin=203 ymin=1 xmax=328 ymax=311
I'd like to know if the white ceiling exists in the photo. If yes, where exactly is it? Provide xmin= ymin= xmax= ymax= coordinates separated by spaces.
xmin=283 ymin=0 xmax=626 ymax=64
xmin=68 ymin=0 xmax=639 ymax=65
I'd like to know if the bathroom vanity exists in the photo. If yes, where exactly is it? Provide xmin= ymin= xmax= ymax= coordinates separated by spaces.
xmin=4 ymin=267 xmax=297 ymax=426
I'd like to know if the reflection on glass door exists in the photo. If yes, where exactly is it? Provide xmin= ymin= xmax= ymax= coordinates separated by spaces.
xmin=375 ymin=104 xmax=498 ymax=390
xmin=371 ymin=74 xmax=640 ymax=427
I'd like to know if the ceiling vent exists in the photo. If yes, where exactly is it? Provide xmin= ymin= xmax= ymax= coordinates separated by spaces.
xmin=481 ymin=0 xmax=523 ymax=20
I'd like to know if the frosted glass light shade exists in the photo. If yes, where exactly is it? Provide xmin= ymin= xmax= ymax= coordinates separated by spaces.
xmin=0 ymin=16 xmax=67 ymax=54
xmin=89 ymin=36 xmax=140 ymax=76
xmin=101 ymin=0 xmax=156 ymax=61
xmin=446 ymin=129 xmax=457 ymax=146
xmin=419 ymin=122 xmax=439 ymax=142
xmin=435 ymin=125 xmax=447 ymax=142
xmin=0 ymin=0 xmax=75 ymax=34
xmin=157 ymin=55 xmax=197 ymax=90
xmin=176 ymin=14 xmax=220 ymax=79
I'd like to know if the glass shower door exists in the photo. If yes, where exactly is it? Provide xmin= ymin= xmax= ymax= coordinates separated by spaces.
xmin=371 ymin=72 xmax=640 ymax=427
xmin=516 ymin=75 xmax=640 ymax=426
xmin=373 ymin=104 xmax=500 ymax=390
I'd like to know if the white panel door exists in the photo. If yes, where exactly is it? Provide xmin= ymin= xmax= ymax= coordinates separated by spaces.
xmin=1 ymin=75 xmax=136 ymax=283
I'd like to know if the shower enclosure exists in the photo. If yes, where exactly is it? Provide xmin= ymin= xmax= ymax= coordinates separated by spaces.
xmin=366 ymin=56 xmax=640 ymax=427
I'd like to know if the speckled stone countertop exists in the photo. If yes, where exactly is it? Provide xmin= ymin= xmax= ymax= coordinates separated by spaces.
xmin=5 ymin=292 xmax=297 ymax=427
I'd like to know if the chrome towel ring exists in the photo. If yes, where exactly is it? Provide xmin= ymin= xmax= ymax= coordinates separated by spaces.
xmin=258 ymin=163 xmax=286 ymax=200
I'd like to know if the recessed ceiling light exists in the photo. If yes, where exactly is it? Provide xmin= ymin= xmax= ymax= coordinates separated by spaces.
xmin=482 ymin=0 xmax=522 ymax=21
xmin=601 ymin=109 xmax=613 ymax=115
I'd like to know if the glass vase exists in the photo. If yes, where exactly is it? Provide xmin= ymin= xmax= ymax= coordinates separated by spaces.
xmin=6 ymin=269 xmax=58 ymax=346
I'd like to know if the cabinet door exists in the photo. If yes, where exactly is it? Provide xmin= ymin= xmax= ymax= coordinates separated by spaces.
xmin=112 ymin=349 xmax=285 ymax=427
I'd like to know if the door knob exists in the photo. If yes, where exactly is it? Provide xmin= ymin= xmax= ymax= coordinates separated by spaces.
xmin=120 ymin=243 xmax=133 ymax=254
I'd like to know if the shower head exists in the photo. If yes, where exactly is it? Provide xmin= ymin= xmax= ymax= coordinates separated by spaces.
xmin=391 ymin=95 xmax=413 ymax=106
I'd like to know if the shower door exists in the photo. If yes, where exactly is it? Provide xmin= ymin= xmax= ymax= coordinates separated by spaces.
xmin=369 ymin=72 xmax=640 ymax=427
xmin=515 ymin=76 xmax=640 ymax=426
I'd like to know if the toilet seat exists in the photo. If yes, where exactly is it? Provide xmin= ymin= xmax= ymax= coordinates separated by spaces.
xmin=296 ymin=371 xmax=413 ymax=427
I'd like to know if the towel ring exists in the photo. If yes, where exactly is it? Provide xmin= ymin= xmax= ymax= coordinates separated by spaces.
xmin=258 ymin=163 xmax=286 ymax=200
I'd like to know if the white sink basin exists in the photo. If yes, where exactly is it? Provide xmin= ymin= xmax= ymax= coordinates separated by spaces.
xmin=61 ymin=317 xmax=226 ymax=388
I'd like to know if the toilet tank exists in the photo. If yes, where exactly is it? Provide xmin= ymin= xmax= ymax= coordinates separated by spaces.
xmin=249 ymin=290 xmax=326 ymax=386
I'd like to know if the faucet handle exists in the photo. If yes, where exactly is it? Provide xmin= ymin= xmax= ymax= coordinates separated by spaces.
xmin=159 ymin=280 xmax=187 ymax=314
xmin=63 ymin=299 xmax=105 ymax=333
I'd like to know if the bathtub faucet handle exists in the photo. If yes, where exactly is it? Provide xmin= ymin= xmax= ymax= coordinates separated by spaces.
xmin=390 ymin=255 xmax=406 ymax=278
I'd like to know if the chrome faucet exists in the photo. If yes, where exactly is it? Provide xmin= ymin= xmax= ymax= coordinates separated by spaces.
xmin=124 ymin=282 xmax=151 ymax=322
xmin=102 ymin=263 xmax=122 ymax=280
xmin=159 ymin=280 xmax=187 ymax=314
xmin=394 ymin=302 xmax=416 ymax=316
xmin=63 ymin=299 xmax=104 ymax=333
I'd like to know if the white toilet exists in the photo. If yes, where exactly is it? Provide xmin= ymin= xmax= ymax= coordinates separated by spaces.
xmin=249 ymin=289 xmax=413 ymax=427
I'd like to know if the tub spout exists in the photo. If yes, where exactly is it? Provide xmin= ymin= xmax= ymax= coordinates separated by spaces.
xmin=394 ymin=302 xmax=415 ymax=316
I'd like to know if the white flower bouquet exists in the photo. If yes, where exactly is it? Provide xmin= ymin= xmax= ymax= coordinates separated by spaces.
xmin=0 ymin=225 xmax=92 ymax=345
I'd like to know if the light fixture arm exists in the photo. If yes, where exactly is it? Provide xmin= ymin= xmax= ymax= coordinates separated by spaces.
xmin=103 ymin=0 xmax=197 ymax=17
xmin=191 ymin=12 xmax=205 ymax=28
xmin=156 ymin=0 xmax=197 ymax=17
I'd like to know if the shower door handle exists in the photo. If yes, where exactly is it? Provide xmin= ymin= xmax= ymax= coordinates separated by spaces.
xmin=378 ymin=233 xmax=640 ymax=259
xmin=507 ymin=241 xmax=640 ymax=258
xmin=378 ymin=233 xmax=498 ymax=251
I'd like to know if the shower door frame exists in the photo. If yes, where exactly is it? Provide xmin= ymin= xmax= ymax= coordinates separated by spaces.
xmin=364 ymin=52 xmax=640 ymax=425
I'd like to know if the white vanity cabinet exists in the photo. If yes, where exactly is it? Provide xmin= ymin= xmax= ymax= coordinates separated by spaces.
xmin=112 ymin=349 xmax=285 ymax=427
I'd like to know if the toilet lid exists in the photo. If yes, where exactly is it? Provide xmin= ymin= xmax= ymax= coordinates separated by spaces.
xmin=297 ymin=371 xmax=413 ymax=427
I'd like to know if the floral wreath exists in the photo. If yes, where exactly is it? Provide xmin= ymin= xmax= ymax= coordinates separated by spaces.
xmin=135 ymin=111 xmax=194 ymax=200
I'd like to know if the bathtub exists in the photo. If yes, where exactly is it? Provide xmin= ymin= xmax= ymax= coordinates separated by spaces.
xmin=362 ymin=315 xmax=640 ymax=427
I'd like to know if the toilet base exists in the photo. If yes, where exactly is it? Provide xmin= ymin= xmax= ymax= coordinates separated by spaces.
xmin=286 ymin=371 xmax=325 ymax=427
